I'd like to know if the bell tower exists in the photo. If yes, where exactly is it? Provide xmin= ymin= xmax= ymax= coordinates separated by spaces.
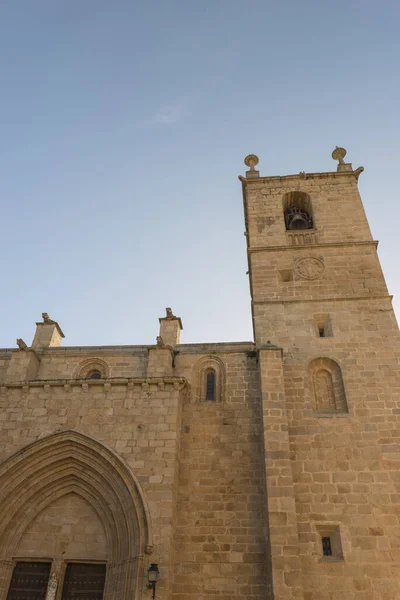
xmin=240 ymin=149 xmax=400 ymax=600
xmin=240 ymin=147 xmax=396 ymax=350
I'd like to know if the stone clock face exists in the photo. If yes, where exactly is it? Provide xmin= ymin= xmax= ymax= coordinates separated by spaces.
xmin=294 ymin=257 xmax=325 ymax=280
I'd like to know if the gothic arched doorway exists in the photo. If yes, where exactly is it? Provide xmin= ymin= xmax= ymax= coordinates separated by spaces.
xmin=0 ymin=431 xmax=152 ymax=600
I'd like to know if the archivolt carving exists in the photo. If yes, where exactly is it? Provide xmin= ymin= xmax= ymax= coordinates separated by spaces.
xmin=76 ymin=357 xmax=109 ymax=379
xmin=0 ymin=430 xmax=152 ymax=600
xmin=308 ymin=358 xmax=348 ymax=414
xmin=194 ymin=356 xmax=225 ymax=403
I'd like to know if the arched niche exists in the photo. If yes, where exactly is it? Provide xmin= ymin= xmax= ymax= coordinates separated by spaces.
xmin=194 ymin=356 xmax=225 ymax=403
xmin=283 ymin=191 xmax=314 ymax=230
xmin=308 ymin=358 xmax=348 ymax=414
xmin=0 ymin=430 xmax=152 ymax=600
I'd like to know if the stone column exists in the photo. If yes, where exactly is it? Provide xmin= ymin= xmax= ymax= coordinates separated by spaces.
xmin=0 ymin=560 xmax=14 ymax=600
xmin=45 ymin=572 xmax=58 ymax=600
xmin=47 ymin=559 xmax=63 ymax=600
xmin=258 ymin=347 xmax=303 ymax=600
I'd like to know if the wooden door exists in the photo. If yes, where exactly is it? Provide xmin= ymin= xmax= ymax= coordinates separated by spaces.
xmin=61 ymin=564 xmax=106 ymax=600
xmin=6 ymin=561 xmax=51 ymax=600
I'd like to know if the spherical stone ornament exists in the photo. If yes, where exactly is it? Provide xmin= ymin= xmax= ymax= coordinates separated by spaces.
xmin=244 ymin=154 xmax=259 ymax=169
xmin=294 ymin=257 xmax=325 ymax=280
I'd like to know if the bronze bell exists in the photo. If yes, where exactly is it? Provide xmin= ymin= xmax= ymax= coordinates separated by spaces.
xmin=289 ymin=213 xmax=309 ymax=230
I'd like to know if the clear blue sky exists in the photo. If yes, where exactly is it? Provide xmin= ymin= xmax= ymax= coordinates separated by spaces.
xmin=1 ymin=1 xmax=399 ymax=348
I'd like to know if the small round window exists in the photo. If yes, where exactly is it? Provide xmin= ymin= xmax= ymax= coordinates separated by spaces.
xmin=77 ymin=359 xmax=108 ymax=379
xmin=88 ymin=370 xmax=102 ymax=380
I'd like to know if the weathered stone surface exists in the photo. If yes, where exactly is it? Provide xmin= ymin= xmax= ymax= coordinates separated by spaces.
xmin=0 ymin=152 xmax=398 ymax=600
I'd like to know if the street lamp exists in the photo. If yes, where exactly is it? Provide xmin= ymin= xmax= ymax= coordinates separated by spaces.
xmin=147 ymin=563 xmax=159 ymax=600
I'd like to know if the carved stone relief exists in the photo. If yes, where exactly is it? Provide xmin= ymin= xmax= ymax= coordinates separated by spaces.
xmin=45 ymin=572 xmax=58 ymax=600
xmin=294 ymin=257 xmax=325 ymax=280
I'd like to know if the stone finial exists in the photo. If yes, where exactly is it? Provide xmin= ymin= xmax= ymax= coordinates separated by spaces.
xmin=332 ymin=146 xmax=347 ymax=165
xmin=16 ymin=338 xmax=28 ymax=351
xmin=332 ymin=146 xmax=353 ymax=173
xmin=244 ymin=154 xmax=259 ymax=171
xmin=244 ymin=154 xmax=260 ymax=179
xmin=41 ymin=312 xmax=58 ymax=325
xmin=166 ymin=307 xmax=175 ymax=319
xmin=332 ymin=146 xmax=364 ymax=178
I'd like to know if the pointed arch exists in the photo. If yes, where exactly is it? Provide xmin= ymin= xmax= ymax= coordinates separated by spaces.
xmin=0 ymin=430 xmax=152 ymax=600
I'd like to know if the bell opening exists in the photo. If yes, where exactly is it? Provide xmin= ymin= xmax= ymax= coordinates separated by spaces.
xmin=283 ymin=191 xmax=314 ymax=231
xmin=288 ymin=215 xmax=309 ymax=230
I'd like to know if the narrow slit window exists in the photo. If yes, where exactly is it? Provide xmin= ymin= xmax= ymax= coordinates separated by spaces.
xmin=206 ymin=371 xmax=216 ymax=401
xmin=317 ymin=524 xmax=343 ymax=561
xmin=314 ymin=314 xmax=333 ymax=338
xmin=322 ymin=536 xmax=332 ymax=556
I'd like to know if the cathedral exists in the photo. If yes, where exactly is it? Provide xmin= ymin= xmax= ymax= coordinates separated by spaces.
xmin=0 ymin=148 xmax=399 ymax=600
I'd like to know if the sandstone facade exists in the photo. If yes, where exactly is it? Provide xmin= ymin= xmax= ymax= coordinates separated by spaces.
xmin=0 ymin=149 xmax=399 ymax=600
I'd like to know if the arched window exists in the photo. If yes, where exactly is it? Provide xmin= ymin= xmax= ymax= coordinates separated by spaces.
xmin=308 ymin=358 xmax=348 ymax=414
xmin=283 ymin=191 xmax=314 ymax=231
xmin=205 ymin=370 xmax=216 ymax=401
xmin=194 ymin=356 xmax=225 ymax=404
xmin=76 ymin=359 xmax=109 ymax=380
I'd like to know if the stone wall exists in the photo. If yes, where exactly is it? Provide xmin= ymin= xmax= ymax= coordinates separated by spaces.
xmin=243 ymin=158 xmax=400 ymax=600
xmin=172 ymin=350 xmax=271 ymax=600
xmin=0 ymin=337 xmax=270 ymax=600
xmin=0 ymin=368 xmax=186 ymax=600
xmin=244 ymin=171 xmax=372 ymax=249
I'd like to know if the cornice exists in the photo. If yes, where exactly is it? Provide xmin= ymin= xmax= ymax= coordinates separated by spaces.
xmin=0 ymin=342 xmax=256 ymax=356
xmin=0 ymin=377 xmax=187 ymax=391
xmin=253 ymin=294 xmax=393 ymax=305
xmin=176 ymin=341 xmax=255 ymax=353
xmin=245 ymin=169 xmax=361 ymax=184
xmin=248 ymin=240 xmax=378 ymax=254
